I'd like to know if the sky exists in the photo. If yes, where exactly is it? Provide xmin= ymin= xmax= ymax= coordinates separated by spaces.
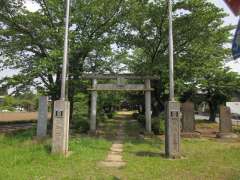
xmin=1 ymin=0 xmax=240 ymax=79
xmin=211 ymin=0 xmax=240 ymax=72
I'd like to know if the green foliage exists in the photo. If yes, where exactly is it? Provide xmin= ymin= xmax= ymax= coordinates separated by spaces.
xmin=118 ymin=0 xmax=238 ymax=117
xmin=0 ymin=0 xmax=128 ymax=101
xmin=0 ymin=0 xmax=239 ymax=122
xmin=136 ymin=114 xmax=145 ymax=127
xmin=72 ymin=93 xmax=89 ymax=133
xmin=134 ymin=112 xmax=164 ymax=135
xmin=0 ymin=93 xmax=38 ymax=112
xmin=0 ymin=96 xmax=16 ymax=111
xmin=152 ymin=114 xmax=165 ymax=135
xmin=97 ymin=92 xmax=123 ymax=120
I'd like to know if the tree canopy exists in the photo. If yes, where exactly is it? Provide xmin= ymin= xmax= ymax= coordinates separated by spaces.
xmin=0 ymin=0 xmax=239 ymax=121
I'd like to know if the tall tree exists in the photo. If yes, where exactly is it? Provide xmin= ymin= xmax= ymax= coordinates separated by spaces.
xmin=0 ymin=0 xmax=128 ymax=119
xmin=117 ymin=0 xmax=236 ymax=117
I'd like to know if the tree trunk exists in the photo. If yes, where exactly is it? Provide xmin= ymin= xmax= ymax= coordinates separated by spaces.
xmin=152 ymin=80 xmax=165 ymax=117
xmin=48 ymin=71 xmax=61 ymax=131
xmin=208 ymin=101 xmax=217 ymax=122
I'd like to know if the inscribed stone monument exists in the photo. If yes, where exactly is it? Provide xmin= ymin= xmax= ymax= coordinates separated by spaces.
xmin=181 ymin=101 xmax=195 ymax=133
xmin=217 ymin=105 xmax=238 ymax=138
xmin=37 ymin=96 xmax=48 ymax=138
xmin=52 ymin=100 xmax=70 ymax=155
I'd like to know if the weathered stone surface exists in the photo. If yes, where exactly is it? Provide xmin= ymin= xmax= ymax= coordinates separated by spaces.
xmin=217 ymin=106 xmax=238 ymax=139
xmin=165 ymin=101 xmax=181 ymax=158
xmin=100 ymin=161 xmax=126 ymax=168
xmin=88 ymin=84 xmax=153 ymax=91
xmin=37 ymin=96 xmax=48 ymax=138
xmin=100 ymin=121 xmax=126 ymax=168
xmin=145 ymin=79 xmax=151 ymax=133
xmin=90 ymin=79 xmax=97 ymax=132
xmin=181 ymin=101 xmax=195 ymax=133
xmin=52 ymin=100 xmax=70 ymax=156
xmin=219 ymin=106 xmax=232 ymax=133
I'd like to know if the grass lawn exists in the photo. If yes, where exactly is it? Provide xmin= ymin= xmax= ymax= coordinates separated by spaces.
xmin=0 ymin=113 xmax=240 ymax=179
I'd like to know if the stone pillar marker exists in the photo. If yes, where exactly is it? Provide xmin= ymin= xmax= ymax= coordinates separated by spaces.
xmin=37 ymin=96 xmax=48 ymax=138
xmin=217 ymin=105 xmax=238 ymax=138
xmin=52 ymin=100 xmax=70 ymax=155
xmin=90 ymin=79 xmax=97 ymax=132
xmin=145 ymin=79 xmax=151 ymax=133
xmin=165 ymin=101 xmax=181 ymax=158
xmin=181 ymin=101 xmax=200 ymax=137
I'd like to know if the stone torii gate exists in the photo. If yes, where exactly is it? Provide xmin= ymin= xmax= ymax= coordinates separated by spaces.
xmin=81 ymin=74 xmax=159 ymax=133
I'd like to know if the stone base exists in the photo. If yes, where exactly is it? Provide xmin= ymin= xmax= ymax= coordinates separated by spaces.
xmin=144 ymin=131 xmax=154 ymax=137
xmin=181 ymin=131 xmax=201 ymax=138
xmin=33 ymin=136 xmax=49 ymax=142
xmin=165 ymin=101 xmax=181 ymax=159
xmin=216 ymin=132 xmax=238 ymax=139
xmin=88 ymin=130 xmax=99 ymax=136
xmin=65 ymin=151 xmax=73 ymax=158
xmin=165 ymin=153 xmax=182 ymax=159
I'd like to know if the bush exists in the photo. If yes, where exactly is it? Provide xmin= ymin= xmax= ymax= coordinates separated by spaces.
xmin=132 ymin=112 xmax=139 ymax=119
xmin=134 ymin=112 xmax=165 ymax=135
xmin=73 ymin=117 xmax=90 ymax=133
xmin=72 ymin=93 xmax=89 ymax=133
xmin=106 ymin=112 xmax=115 ymax=119
xmin=137 ymin=114 xmax=145 ymax=127
xmin=152 ymin=114 xmax=165 ymax=135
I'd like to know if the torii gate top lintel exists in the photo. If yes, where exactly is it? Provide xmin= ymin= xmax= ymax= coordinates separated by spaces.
xmin=81 ymin=73 xmax=159 ymax=91
xmin=81 ymin=73 xmax=160 ymax=80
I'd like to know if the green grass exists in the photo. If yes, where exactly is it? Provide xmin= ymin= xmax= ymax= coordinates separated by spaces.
xmin=0 ymin=114 xmax=240 ymax=179
xmin=120 ymin=138 xmax=240 ymax=180
xmin=0 ymin=129 xmax=113 ymax=179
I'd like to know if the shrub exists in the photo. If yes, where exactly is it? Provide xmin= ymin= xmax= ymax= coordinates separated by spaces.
xmin=72 ymin=93 xmax=89 ymax=133
xmin=132 ymin=112 xmax=139 ymax=119
xmin=152 ymin=115 xmax=165 ymax=135
xmin=134 ymin=112 xmax=165 ymax=135
xmin=137 ymin=114 xmax=146 ymax=127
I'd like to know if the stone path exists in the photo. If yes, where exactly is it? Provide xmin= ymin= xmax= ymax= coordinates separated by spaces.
xmin=100 ymin=120 xmax=126 ymax=168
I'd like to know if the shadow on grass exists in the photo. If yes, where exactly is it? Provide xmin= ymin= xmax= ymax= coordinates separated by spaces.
xmin=135 ymin=151 xmax=165 ymax=158
xmin=196 ymin=120 xmax=217 ymax=124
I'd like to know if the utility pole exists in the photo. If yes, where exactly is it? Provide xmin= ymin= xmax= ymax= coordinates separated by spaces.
xmin=61 ymin=0 xmax=71 ymax=100
xmin=165 ymin=0 xmax=181 ymax=158
xmin=168 ymin=0 xmax=174 ymax=101
xmin=52 ymin=0 xmax=71 ymax=156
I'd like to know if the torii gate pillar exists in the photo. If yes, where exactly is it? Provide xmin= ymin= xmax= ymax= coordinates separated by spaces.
xmin=90 ymin=79 xmax=97 ymax=133
xmin=145 ymin=79 xmax=151 ymax=133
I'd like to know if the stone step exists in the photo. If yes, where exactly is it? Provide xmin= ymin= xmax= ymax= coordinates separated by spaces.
xmin=100 ymin=161 xmax=126 ymax=168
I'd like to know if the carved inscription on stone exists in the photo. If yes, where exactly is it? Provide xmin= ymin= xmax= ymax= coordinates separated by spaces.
xmin=220 ymin=106 xmax=232 ymax=133
xmin=182 ymin=101 xmax=195 ymax=132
